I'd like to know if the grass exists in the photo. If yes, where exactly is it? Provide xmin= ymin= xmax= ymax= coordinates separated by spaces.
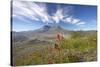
xmin=12 ymin=32 xmax=97 ymax=66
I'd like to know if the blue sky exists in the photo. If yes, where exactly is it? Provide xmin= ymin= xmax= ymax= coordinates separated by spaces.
xmin=12 ymin=1 xmax=97 ymax=31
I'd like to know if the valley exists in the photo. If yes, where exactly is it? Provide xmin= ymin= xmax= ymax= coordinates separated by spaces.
xmin=12 ymin=25 xmax=97 ymax=66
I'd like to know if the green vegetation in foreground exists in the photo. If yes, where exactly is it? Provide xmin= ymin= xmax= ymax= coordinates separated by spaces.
xmin=13 ymin=31 xmax=97 ymax=66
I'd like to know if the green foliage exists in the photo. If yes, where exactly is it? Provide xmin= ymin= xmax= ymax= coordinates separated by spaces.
xmin=13 ymin=32 xmax=97 ymax=66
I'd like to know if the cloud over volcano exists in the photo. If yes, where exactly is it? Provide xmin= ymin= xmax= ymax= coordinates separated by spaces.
xmin=12 ymin=1 xmax=85 ymax=25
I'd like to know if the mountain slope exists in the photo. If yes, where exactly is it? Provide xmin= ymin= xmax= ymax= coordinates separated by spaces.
xmin=12 ymin=25 xmax=97 ymax=42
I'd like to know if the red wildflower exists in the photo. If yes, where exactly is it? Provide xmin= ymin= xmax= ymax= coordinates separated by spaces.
xmin=48 ymin=58 xmax=53 ymax=64
xmin=56 ymin=33 xmax=64 ymax=41
xmin=57 ymin=33 xmax=61 ymax=41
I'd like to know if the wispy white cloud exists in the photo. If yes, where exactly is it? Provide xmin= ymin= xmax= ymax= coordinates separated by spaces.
xmin=76 ymin=22 xmax=85 ymax=25
xmin=12 ymin=1 xmax=86 ymax=26
xmin=13 ymin=1 xmax=50 ymax=23
xmin=72 ymin=18 xmax=80 ymax=24
xmin=52 ymin=9 xmax=64 ymax=23
xmin=63 ymin=16 xmax=73 ymax=23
